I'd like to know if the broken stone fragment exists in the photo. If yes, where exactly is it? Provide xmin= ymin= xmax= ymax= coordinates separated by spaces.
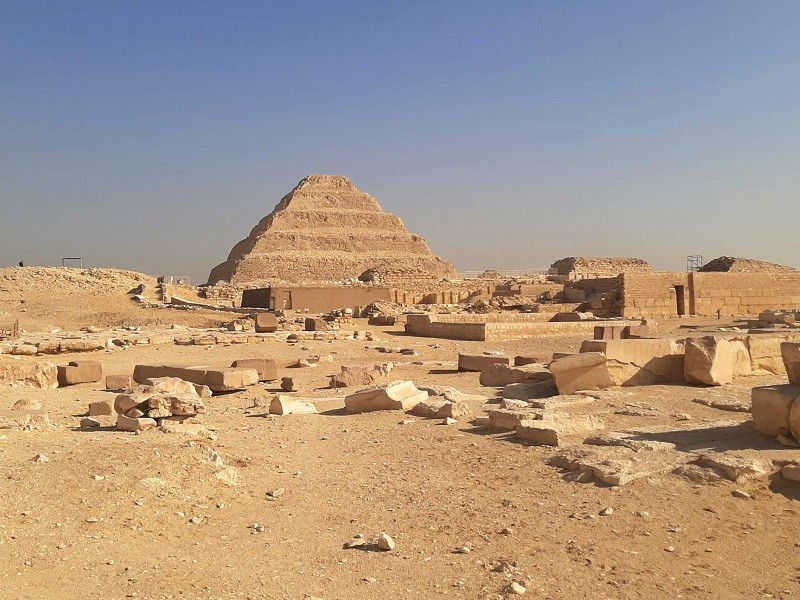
xmin=345 ymin=381 xmax=427 ymax=413
xmin=269 ymin=396 xmax=318 ymax=415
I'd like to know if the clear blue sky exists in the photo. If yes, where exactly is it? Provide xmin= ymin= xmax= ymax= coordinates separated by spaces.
xmin=2 ymin=1 xmax=799 ymax=283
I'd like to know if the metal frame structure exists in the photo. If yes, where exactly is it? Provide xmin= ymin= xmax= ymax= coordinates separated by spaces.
xmin=61 ymin=257 xmax=83 ymax=268
xmin=686 ymin=255 xmax=704 ymax=272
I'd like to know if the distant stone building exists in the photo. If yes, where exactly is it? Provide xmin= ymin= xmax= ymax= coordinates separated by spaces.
xmin=550 ymin=257 xmax=652 ymax=280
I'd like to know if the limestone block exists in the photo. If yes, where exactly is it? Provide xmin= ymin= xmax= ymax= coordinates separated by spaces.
xmin=457 ymin=354 xmax=509 ymax=372
xmin=0 ymin=360 xmax=58 ymax=389
xmin=114 ymin=393 xmax=148 ymax=415
xmin=410 ymin=398 xmax=448 ymax=418
xmin=751 ymin=385 xmax=800 ymax=438
xmin=255 ymin=312 xmax=279 ymax=333
xmin=116 ymin=414 xmax=157 ymax=432
xmin=781 ymin=342 xmax=800 ymax=385
xmin=329 ymin=363 xmax=392 ymax=388
xmin=0 ymin=409 xmax=51 ymax=429
xmin=684 ymin=337 xmax=734 ymax=386
xmin=515 ymin=414 xmax=604 ymax=446
xmin=35 ymin=340 xmax=60 ymax=355
xmin=59 ymin=339 xmax=104 ymax=352
xmin=140 ymin=376 xmax=198 ymax=395
xmin=88 ymin=400 xmax=113 ymax=416
xmin=513 ymin=355 xmax=541 ymax=366
xmin=580 ymin=339 xmax=681 ymax=386
xmin=345 ymin=381 xmax=427 ymax=413
xmin=57 ymin=361 xmax=102 ymax=386
xmin=549 ymin=353 xmax=612 ymax=395
xmin=728 ymin=338 xmax=752 ymax=377
xmin=593 ymin=325 xmax=630 ymax=340
xmin=487 ymin=408 xmax=543 ymax=430
xmin=11 ymin=345 xmax=38 ymax=356
xmin=304 ymin=317 xmax=327 ymax=332
xmin=436 ymin=402 xmax=472 ymax=420
xmin=479 ymin=363 xmax=551 ymax=387
xmin=231 ymin=359 xmax=278 ymax=382
xmin=106 ymin=374 xmax=133 ymax=390
xmin=747 ymin=336 xmax=786 ymax=375
xmin=269 ymin=396 xmax=318 ymax=415
xmin=202 ymin=368 xmax=259 ymax=392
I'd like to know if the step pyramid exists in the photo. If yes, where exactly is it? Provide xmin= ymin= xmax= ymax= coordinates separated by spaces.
xmin=207 ymin=175 xmax=457 ymax=285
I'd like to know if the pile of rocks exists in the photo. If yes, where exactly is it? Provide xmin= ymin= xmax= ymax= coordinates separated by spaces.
xmin=110 ymin=377 xmax=208 ymax=432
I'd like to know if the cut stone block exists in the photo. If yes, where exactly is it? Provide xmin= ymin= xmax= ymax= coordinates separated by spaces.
xmin=231 ymin=359 xmax=277 ymax=382
xmin=57 ymin=361 xmax=102 ymax=386
xmin=133 ymin=364 xmax=258 ymax=392
xmin=513 ymin=355 xmax=541 ymax=366
xmin=106 ymin=374 xmax=133 ymax=390
xmin=593 ymin=325 xmax=630 ymax=340
xmin=36 ymin=340 xmax=60 ymax=355
xmin=254 ymin=312 xmax=279 ymax=333
xmin=436 ymin=401 xmax=472 ymax=420
xmin=747 ymin=336 xmax=786 ymax=375
xmin=88 ymin=400 xmax=113 ymax=416
xmin=683 ymin=337 xmax=734 ymax=386
xmin=345 ymin=380 xmax=427 ymax=413
xmin=410 ymin=398 xmax=448 ymax=418
xmin=487 ymin=408 xmax=543 ymax=430
xmin=479 ymin=363 xmax=551 ymax=387
xmin=581 ymin=338 xmax=683 ymax=386
xmin=59 ymin=339 xmax=104 ymax=352
xmin=304 ymin=317 xmax=327 ymax=332
xmin=751 ymin=385 xmax=800 ymax=438
xmin=549 ymin=352 xmax=612 ymax=394
xmin=11 ymin=345 xmax=37 ymax=356
xmin=728 ymin=337 xmax=752 ymax=377
xmin=782 ymin=342 xmax=800 ymax=385
xmin=269 ymin=396 xmax=319 ymax=415
xmin=329 ymin=363 xmax=392 ymax=388
xmin=116 ymin=414 xmax=157 ymax=432
xmin=0 ymin=360 xmax=58 ymax=389
xmin=457 ymin=354 xmax=509 ymax=372
xmin=515 ymin=414 xmax=604 ymax=446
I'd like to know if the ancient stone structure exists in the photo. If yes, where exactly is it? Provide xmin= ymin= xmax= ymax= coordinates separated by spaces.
xmin=207 ymin=175 xmax=457 ymax=285
xmin=550 ymin=257 xmax=652 ymax=280
xmin=699 ymin=256 xmax=797 ymax=273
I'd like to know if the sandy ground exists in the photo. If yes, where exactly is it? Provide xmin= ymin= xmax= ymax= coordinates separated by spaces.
xmin=1 ymin=267 xmax=800 ymax=600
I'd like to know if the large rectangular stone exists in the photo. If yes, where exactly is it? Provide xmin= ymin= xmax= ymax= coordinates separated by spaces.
xmin=57 ymin=361 xmax=102 ymax=386
xmin=457 ymin=354 xmax=510 ymax=372
xmin=549 ymin=352 xmax=613 ymax=394
xmin=106 ymin=374 xmax=133 ymax=390
xmin=782 ymin=342 xmax=800 ymax=384
xmin=231 ymin=359 xmax=277 ymax=381
xmin=254 ymin=312 xmax=279 ymax=333
xmin=304 ymin=317 xmax=327 ymax=332
xmin=580 ymin=338 xmax=683 ymax=386
xmin=751 ymin=385 xmax=800 ymax=438
xmin=0 ymin=360 xmax=58 ymax=389
xmin=59 ymin=339 xmax=104 ymax=352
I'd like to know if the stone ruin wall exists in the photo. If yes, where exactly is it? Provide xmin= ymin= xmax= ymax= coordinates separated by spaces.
xmin=551 ymin=257 xmax=652 ymax=281
xmin=621 ymin=272 xmax=800 ymax=318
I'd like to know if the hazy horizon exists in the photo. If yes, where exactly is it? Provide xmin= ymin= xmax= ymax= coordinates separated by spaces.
xmin=2 ymin=2 xmax=799 ymax=284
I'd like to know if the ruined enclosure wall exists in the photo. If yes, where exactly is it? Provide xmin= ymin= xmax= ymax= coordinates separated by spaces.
xmin=242 ymin=286 xmax=392 ymax=312
xmin=563 ymin=276 xmax=623 ymax=305
xmin=621 ymin=273 xmax=690 ymax=319
xmin=690 ymin=272 xmax=800 ymax=316
xmin=551 ymin=257 xmax=652 ymax=280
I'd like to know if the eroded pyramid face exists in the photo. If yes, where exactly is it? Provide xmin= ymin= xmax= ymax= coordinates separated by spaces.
xmin=207 ymin=175 xmax=457 ymax=285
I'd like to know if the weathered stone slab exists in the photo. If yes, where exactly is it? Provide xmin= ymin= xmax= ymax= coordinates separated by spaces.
xmin=59 ymin=339 xmax=104 ymax=353
xmin=231 ymin=359 xmax=277 ymax=382
xmin=330 ymin=363 xmax=392 ymax=388
xmin=116 ymin=414 xmax=157 ymax=432
xmin=694 ymin=454 xmax=774 ymax=483
xmin=515 ymin=414 xmax=604 ymax=446
xmin=528 ymin=394 xmax=596 ymax=410
xmin=269 ymin=396 xmax=318 ymax=415
xmin=88 ymin=400 xmax=113 ymax=416
xmin=410 ymin=398 xmax=448 ymax=418
xmin=781 ymin=342 xmax=800 ymax=385
xmin=11 ymin=345 xmax=37 ymax=356
xmin=684 ymin=337 xmax=734 ymax=386
xmin=106 ymin=374 xmax=133 ymax=390
xmin=581 ymin=339 xmax=683 ymax=386
xmin=751 ymin=385 xmax=799 ymax=438
xmin=254 ymin=312 xmax=279 ymax=333
xmin=479 ymin=363 xmax=551 ymax=387
xmin=0 ymin=360 xmax=58 ymax=389
xmin=487 ymin=408 xmax=543 ymax=430
xmin=549 ymin=352 xmax=612 ymax=394
xmin=304 ymin=317 xmax=327 ymax=332
xmin=35 ymin=340 xmax=60 ymax=355
xmin=457 ymin=354 xmax=509 ymax=372
xmin=345 ymin=381 xmax=427 ymax=413
xmin=747 ymin=336 xmax=786 ymax=375
xmin=57 ymin=361 xmax=102 ymax=386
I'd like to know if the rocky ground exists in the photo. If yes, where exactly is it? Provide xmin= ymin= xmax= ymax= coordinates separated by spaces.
xmin=1 ymin=267 xmax=800 ymax=599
